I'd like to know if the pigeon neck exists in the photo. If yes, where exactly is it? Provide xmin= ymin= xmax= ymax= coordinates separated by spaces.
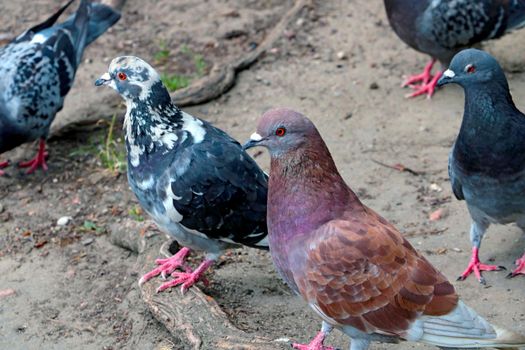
xmin=455 ymin=83 xmax=525 ymax=174
xmin=268 ymin=138 xmax=361 ymax=237
xmin=460 ymin=82 xmax=517 ymax=136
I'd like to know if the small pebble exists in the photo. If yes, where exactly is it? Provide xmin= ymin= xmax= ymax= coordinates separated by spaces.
xmin=369 ymin=82 xmax=379 ymax=90
xmin=57 ymin=216 xmax=72 ymax=226
xmin=336 ymin=51 xmax=347 ymax=60
xmin=429 ymin=183 xmax=443 ymax=192
xmin=81 ymin=238 xmax=94 ymax=246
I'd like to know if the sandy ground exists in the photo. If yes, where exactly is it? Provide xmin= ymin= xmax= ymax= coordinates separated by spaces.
xmin=1 ymin=0 xmax=525 ymax=349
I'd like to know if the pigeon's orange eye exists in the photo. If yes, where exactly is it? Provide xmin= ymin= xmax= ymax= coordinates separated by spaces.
xmin=466 ymin=64 xmax=476 ymax=74
xmin=118 ymin=72 xmax=127 ymax=80
xmin=275 ymin=127 xmax=286 ymax=137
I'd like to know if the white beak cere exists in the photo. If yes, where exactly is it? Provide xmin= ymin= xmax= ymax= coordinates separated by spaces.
xmin=250 ymin=132 xmax=263 ymax=141
xmin=443 ymin=69 xmax=455 ymax=78
xmin=100 ymin=72 xmax=111 ymax=81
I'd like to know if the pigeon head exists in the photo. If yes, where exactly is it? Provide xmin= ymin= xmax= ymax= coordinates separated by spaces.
xmin=437 ymin=49 xmax=507 ymax=88
xmin=95 ymin=56 xmax=169 ymax=103
xmin=243 ymin=108 xmax=319 ymax=157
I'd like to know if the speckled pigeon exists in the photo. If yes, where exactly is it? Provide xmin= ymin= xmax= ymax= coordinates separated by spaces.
xmin=437 ymin=48 xmax=525 ymax=282
xmin=0 ymin=0 xmax=120 ymax=175
xmin=384 ymin=0 xmax=525 ymax=98
xmin=243 ymin=108 xmax=525 ymax=350
xmin=95 ymin=56 xmax=268 ymax=293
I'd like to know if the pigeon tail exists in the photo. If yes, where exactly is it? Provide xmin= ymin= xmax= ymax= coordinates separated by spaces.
xmin=507 ymin=0 xmax=525 ymax=31
xmin=83 ymin=2 xmax=121 ymax=46
xmin=70 ymin=0 xmax=90 ymax=65
xmin=58 ymin=1 xmax=120 ymax=62
xmin=410 ymin=301 xmax=525 ymax=348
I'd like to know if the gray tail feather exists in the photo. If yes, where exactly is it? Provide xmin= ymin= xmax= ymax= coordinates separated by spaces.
xmin=507 ymin=0 xmax=525 ymax=31
xmin=84 ymin=2 xmax=121 ymax=46
xmin=71 ymin=0 xmax=90 ymax=65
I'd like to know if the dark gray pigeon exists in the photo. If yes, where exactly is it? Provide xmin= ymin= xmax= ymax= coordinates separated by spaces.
xmin=0 ymin=0 xmax=120 ymax=175
xmin=437 ymin=48 xmax=525 ymax=282
xmin=95 ymin=56 xmax=268 ymax=293
xmin=384 ymin=0 xmax=525 ymax=98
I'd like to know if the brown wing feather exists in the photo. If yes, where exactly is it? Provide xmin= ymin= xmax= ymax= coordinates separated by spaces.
xmin=292 ymin=206 xmax=458 ymax=337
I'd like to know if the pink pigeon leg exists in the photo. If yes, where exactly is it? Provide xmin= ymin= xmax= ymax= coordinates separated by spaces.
xmin=293 ymin=323 xmax=335 ymax=350
xmin=138 ymin=246 xmax=191 ymax=286
xmin=18 ymin=139 xmax=49 ymax=174
xmin=507 ymin=253 xmax=525 ymax=278
xmin=156 ymin=258 xmax=214 ymax=294
xmin=0 ymin=160 xmax=9 ymax=176
xmin=292 ymin=331 xmax=336 ymax=350
xmin=457 ymin=247 xmax=505 ymax=284
xmin=401 ymin=58 xmax=436 ymax=88
xmin=405 ymin=70 xmax=443 ymax=99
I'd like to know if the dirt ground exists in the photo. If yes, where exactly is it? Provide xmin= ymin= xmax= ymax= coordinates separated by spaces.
xmin=1 ymin=0 xmax=525 ymax=349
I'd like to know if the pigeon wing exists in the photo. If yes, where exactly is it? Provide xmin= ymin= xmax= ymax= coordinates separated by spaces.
xmin=292 ymin=206 xmax=458 ymax=336
xmin=166 ymin=130 xmax=268 ymax=247
xmin=423 ymin=0 xmax=509 ymax=50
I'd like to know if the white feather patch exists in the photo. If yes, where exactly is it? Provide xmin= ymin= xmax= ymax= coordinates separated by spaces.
xmin=181 ymin=111 xmax=206 ymax=143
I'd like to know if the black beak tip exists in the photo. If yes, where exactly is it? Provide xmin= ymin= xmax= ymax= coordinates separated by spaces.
xmin=94 ymin=79 xmax=105 ymax=87
xmin=242 ymin=140 xmax=258 ymax=151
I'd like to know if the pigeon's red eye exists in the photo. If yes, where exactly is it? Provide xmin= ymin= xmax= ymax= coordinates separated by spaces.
xmin=118 ymin=72 xmax=127 ymax=80
xmin=275 ymin=127 xmax=286 ymax=137
xmin=466 ymin=65 xmax=476 ymax=74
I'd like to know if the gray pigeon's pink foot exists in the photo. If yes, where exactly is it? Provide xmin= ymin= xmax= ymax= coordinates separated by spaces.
xmin=139 ymin=247 xmax=191 ymax=286
xmin=0 ymin=160 xmax=8 ymax=176
xmin=156 ymin=258 xmax=214 ymax=294
xmin=292 ymin=331 xmax=336 ymax=350
xmin=507 ymin=254 xmax=525 ymax=278
xmin=405 ymin=70 xmax=442 ymax=99
xmin=402 ymin=59 xmax=436 ymax=88
xmin=18 ymin=139 xmax=49 ymax=174
xmin=457 ymin=247 xmax=505 ymax=284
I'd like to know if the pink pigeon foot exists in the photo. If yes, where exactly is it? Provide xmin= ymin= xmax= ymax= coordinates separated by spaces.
xmin=405 ymin=70 xmax=443 ymax=99
xmin=139 ymin=246 xmax=191 ymax=286
xmin=292 ymin=331 xmax=336 ymax=350
xmin=18 ymin=139 xmax=49 ymax=174
xmin=156 ymin=258 xmax=214 ymax=294
xmin=457 ymin=247 xmax=505 ymax=284
xmin=507 ymin=254 xmax=525 ymax=278
xmin=401 ymin=59 xmax=436 ymax=88
xmin=0 ymin=160 xmax=8 ymax=176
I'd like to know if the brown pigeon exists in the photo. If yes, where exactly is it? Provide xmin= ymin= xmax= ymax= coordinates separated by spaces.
xmin=243 ymin=107 xmax=525 ymax=350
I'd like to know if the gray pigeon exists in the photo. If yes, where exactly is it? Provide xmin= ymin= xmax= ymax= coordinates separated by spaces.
xmin=384 ymin=0 xmax=525 ymax=98
xmin=437 ymin=48 xmax=525 ymax=282
xmin=0 ymin=0 xmax=120 ymax=175
xmin=95 ymin=56 xmax=268 ymax=293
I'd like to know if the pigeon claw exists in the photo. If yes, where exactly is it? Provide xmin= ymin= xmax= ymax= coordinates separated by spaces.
xmin=404 ymin=71 xmax=442 ymax=99
xmin=457 ymin=259 xmax=504 ymax=284
xmin=156 ymin=259 xmax=214 ymax=294
xmin=401 ymin=59 xmax=436 ymax=88
xmin=506 ymin=256 xmax=525 ymax=278
xmin=18 ymin=139 xmax=49 ymax=174
xmin=138 ymin=246 xmax=191 ymax=286
xmin=291 ymin=331 xmax=337 ymax=350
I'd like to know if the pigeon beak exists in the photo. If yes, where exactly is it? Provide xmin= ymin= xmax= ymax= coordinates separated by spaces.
xmin=95 ymin=72 xmax=112 ymax=87
xmin=243 ymin=132 xmax=265 ymax=150
xmin=437 ymin=69 xmax=455 ymax=87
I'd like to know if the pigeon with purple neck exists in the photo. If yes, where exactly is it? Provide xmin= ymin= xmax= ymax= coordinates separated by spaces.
xmin=243 ymin=107 xmax=525 ymax=350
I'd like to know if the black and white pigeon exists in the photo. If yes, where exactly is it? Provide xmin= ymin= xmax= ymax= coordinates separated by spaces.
xmin=95 ymin=56 xmax=268 ymax=293
xmin=384 ymin=0 xmax=525 ymax=98
xmin=437 ymin=48 xmax=525 ymax=283
xmin=0 ymin=0 xmax=120 ymax=175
